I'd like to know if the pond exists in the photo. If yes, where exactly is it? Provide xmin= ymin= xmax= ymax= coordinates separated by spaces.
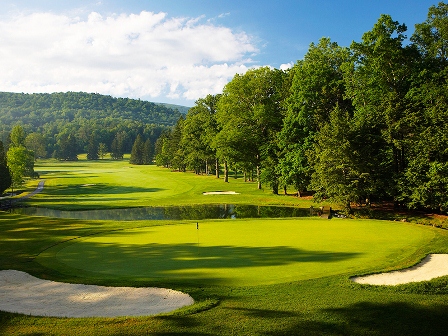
xmin=12 ymin=204 xmax=314 ymax=221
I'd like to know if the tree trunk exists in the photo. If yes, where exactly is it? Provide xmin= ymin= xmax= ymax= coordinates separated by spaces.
xmin=215 ymin=158 xmax=220 ymax=178
xmin=272 ymin=181 xmax=278 ymax=194
xmin=256 ymin=165 xmax=261 ymax=189
xmin=224 ymin=160 xmax=229 ymax=183
xmin=284 ymin=185 xmax=287 ymax=195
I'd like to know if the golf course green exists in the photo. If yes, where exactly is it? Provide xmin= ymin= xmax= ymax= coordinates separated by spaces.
xmin=39 ymin=218 xmax=434 ymax=287
xmin=2 ymin=159 xmax=448 ymax=335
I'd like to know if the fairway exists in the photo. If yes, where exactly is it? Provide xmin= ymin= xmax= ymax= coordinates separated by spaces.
xmin=39 ymin=218 xmax=434 ymax=286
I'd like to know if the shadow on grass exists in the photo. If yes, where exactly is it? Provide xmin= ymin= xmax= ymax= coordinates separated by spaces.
xmin=260 ymin=301 xmax=448 ymax=336
xmin=37 ymin=184 xmax=165 ymax=196
xmin=54 ymin=240 xmax=360 ymax=286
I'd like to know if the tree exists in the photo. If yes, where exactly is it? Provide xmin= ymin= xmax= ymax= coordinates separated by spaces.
xmin=55 ymin=134 xmax=78 ymax=161
xmin=412 ymin=2 xmax=448 ymax=66
xmin=7 ymin=146 xmax=35 ymax=187
xmin=0 ymin=141 xmax=12 ymax=194
xmin=344 ymin=14 xmax=419 ymax=205
xmin=111 ymin=132 xmax=126 ymax=160
xmin=309 ymin=107 xmax=359 ymax=212
xmin=279 ymin=38 xmax=352 ymax=196
xmin=98 ymin=143 xmax=108 ymax=159
xmin=130 ymin=134 xmax=144 ymax=165
xmin=86 ymin=138 xmax=99 ymax=160
xmin=395 ymin=2 xmax=448 ymax=212
xmin=181 ymin=94 xmax=220 ymax=175
xmin=142 ymin=139 xmax=153 ymax=164
xmin=216 ymin=67 xmax=286 ymax=190
xmin=25 ymin=132 xmax=47 ymax=160
xmin=9 ymin=125 xmax=26 ymax=148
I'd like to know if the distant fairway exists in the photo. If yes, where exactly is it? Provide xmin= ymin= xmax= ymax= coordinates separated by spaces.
xmin=39 ymin=218 xmax=434 ymax=286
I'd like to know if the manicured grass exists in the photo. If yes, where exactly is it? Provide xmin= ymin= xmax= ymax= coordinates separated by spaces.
xmin=28 ymin=159 xmax=317 ymax=209
xmin=3 ymin=159 xmax=448 ymax=335
xmin=39 ymin=218 xmax=435 ymax=287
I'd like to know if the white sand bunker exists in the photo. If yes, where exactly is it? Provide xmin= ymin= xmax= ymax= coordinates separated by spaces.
xmin=0 ymin=270 xmax=194 ymax=318
xmin=203 ymin=191 xmax=239 ymax=195
xmin=352 ymin=254 xmax=448 ymax=285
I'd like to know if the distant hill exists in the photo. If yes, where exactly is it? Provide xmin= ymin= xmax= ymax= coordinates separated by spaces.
xmin=155 ymin=103 xmax=190 ymax=115
xmin=0 ymin=91 xmax=186 ymax=155
xmin=0 ymin=91 xmax=184 ymax=130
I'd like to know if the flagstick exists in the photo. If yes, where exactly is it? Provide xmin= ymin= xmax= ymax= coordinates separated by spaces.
xmin=196 ymin=222 xmax=200 ymax=255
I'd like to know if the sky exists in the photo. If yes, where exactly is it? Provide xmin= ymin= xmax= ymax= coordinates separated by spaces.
xmin=0 ymin=0 xmax=440 ymax=106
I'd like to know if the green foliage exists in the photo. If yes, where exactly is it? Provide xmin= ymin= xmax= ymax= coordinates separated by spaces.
xmin=0 ymin=141 xmax=12 ymax=194
xmin=279 ymin=38 xmax=351 ymax=194
xmin=130 ymin=134 xmax=145 ymax=165
xmin=25 ymin=132 xmax=47 ymax=160
xmin=9 ymin=125 xmax=26 ymax=147
xmin=6 ymin=146 xmax=35 ymax=187
xmin=215 ymin=67 xmax=286 ymax=190
xmin=180 ymin=95 xmax=220 ymax=174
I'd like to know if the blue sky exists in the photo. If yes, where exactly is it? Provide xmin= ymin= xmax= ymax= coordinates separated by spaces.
xmin=0 ymin=1 xmax=439 ymax=106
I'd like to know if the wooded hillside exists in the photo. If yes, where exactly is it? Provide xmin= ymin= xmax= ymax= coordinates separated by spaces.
xmin=0 ymin=91 xmax=186 ymax=155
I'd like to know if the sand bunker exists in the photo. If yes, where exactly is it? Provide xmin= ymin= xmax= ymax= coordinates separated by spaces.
xmin=0 ymin=270 xmax=194 ymax=318
xmin=352 ymin=254 xmax=448 ymax=285
xmin=203 ymin=191 xmax=239 ymax=195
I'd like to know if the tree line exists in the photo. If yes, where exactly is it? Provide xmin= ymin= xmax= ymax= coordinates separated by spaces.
xmin=154 ymin=3 xmax=448 ymax=213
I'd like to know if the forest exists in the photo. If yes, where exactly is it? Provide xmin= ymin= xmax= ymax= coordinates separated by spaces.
xmin=0 ymin=91 xmax=183 ymax=157
xmin=154 ymin=3 xmax=448 ymax=214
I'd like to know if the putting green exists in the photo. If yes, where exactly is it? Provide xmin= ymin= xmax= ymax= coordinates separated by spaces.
xmin=39 ymin=218 xmax=434 ymax=286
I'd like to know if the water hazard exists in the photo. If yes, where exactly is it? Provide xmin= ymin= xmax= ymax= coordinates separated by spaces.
xmin=12 ymin=204 xmax=312 ymax=221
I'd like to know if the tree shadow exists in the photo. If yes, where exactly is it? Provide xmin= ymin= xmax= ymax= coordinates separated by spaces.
xmin=56 ymin=239 xmax=360 ymax=286
xmin=260 ymin=301 xmax=448 ymax=336
xmin=36 ymin=184 xmax=164 ymax=196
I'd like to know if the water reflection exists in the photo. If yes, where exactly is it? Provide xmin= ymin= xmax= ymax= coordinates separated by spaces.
xmin=12 ymin=204 xmax=312 ymax=221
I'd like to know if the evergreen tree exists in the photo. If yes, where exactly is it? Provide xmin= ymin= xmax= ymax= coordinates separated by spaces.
xmin=142 ymin=139 xmax=153 ymax=164
xmin=130 ymin=134 xmax=144 ymax=165
xmin=87 ymin=138 xmax=99 ymax=160
xmin=111 ymin=132 xmax=126 ymax=160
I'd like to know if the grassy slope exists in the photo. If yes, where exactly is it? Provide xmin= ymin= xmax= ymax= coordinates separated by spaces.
xmin=2 ymin=159 xmax=448 ymax=335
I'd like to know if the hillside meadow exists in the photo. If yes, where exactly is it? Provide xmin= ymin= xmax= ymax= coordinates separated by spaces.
xmin=1 ymin=159 xmax=448 ymax=335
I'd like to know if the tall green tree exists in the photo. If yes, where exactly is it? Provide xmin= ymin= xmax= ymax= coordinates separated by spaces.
xmin=87 ymin=138 xmax=99 ymax=160
xmin=25 ymin=132 xmax=47 ymax=160
xmin=0 ymin=141 xmax=12 ymax=194
xmin=10 ymin=125 xmax=26 ymax=147
xmin=142 ymin=139 xmax=153 ymax=165
xmin=216 ymin=67 xmax=285 ymax=190
xmin=111 ymin=132 xmax=126 ymax=160
xmin=399 ymin=3 xmax=448 ymax=212
xmin=98 ymin=143 xmax=108 ymax=159
xmin=412 ymin=2 xmax=448 ymax=66
xmin=344 ymin=14 xmax=419 ymax=204
xmin=7 ymin=146 xmax=35 ymax=187
xmin=279 ymin=38 xmax=352 ymax=196
xmin=55 ymin=134 xmax=78 ymax=161
xmin=130 ymin=134 xmax=144 ymax=165
xmin=181 ymin=94 xmax=220 ymax=175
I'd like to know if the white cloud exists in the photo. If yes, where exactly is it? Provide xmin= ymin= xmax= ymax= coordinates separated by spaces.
xmin=0 ymin=10 xmax=258 ymax=104
xmin=280 ymin=62 xmax=294 ymax=71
